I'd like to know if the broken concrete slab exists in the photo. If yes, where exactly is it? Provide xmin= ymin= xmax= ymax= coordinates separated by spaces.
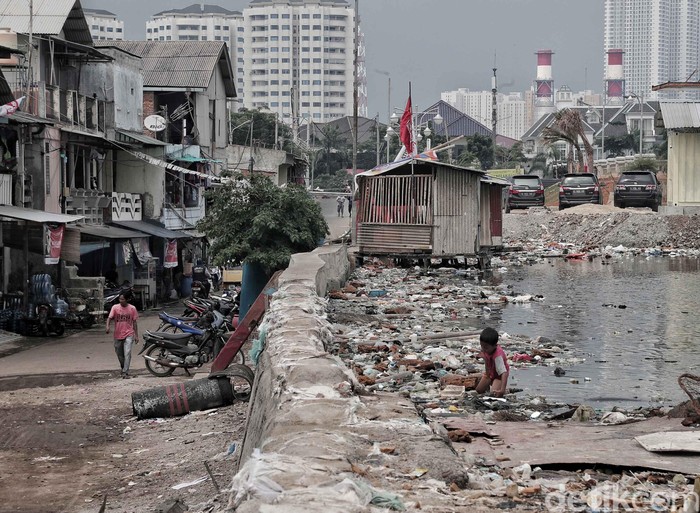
xmin=636 ymin=431 xmax=700 ymax=453
xmin=452 ymin=417 xmax=700 ymax=474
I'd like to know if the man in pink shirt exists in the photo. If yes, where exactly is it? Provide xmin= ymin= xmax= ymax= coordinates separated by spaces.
xmin=476 ymin=327 xmax=510 ymax=398
xmin=106 ymin=293 xmax=139 ymax=378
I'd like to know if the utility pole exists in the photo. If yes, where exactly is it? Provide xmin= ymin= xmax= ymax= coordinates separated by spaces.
xmin=351 ymin=0 xmax=359 ymax=238
xmin=491 ymin=67 xmax=498 ymax=166
xmin=26 ymin=0 xmax=33 ymax=106
xmin=375 ymin=116 xmax=380 ymax=167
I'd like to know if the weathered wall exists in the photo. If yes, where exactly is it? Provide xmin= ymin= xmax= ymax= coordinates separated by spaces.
xmin=113 ymin=147 xmax=165 ymax=219
xmin=225 ymin=244 xmax=470 ymax=512
xmin=82 ymin=48 xmax=144 ymax=133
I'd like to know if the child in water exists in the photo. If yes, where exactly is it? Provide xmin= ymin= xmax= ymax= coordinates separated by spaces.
xmin=475 ymin=327 xmax=510 ymax=398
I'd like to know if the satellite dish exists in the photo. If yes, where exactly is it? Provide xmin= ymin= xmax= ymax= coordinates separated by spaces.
xmin=144 ymin=114 xmax=167 ymax=132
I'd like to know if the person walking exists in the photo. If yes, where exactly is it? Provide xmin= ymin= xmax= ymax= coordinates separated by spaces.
xmin=336 ymin=195 xmax=345 ymax=217
xmin=347 ymin=195 xmax=353 ymax=217
xmin=106 ymin=293 xmax=139 ymax=378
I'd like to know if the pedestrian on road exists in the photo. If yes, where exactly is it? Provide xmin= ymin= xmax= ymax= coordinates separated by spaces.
xmin=347 ymin=196 xmax=352 ymax=217
xmin=106 ymin=293 xmax=139 ymax=378
xmin=475 ymin=327 xmax=510 ymax=397
xmin=336 ymin=195 xmax=345 ymax=217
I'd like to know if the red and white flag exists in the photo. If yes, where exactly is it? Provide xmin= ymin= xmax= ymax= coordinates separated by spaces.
xmin=399 ymin=95 xmax=413 ymax=155
xmin=0 ymin=97 xmax=24 ymax=117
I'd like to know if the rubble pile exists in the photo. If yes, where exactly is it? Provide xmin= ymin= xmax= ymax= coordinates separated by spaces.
xmin=504 ymin=206 xmax=700 ymax=252
xmin=326 ymin=263 xmax=700 ymax=510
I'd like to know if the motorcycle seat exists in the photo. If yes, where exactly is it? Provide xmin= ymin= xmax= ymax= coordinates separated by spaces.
xmin=160 ymin=313 xmax=198 ymax=322
xmin=144 ymin=330 xmax=193 ymax=342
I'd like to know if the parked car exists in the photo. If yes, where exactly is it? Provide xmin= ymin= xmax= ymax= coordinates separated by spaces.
xmin=505 ymin=175 xmax=545 ymax=212
xmin=558 ymin=173 xmax=602 ymax=210
xmin=613 ymin=170 xmax=662 ymax=211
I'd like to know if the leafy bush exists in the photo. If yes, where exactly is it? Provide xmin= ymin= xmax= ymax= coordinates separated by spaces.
xmin=198 ymin=174 xmax=329 ymax=273
xmin=625 ymin=157 xmax=659 ymax=172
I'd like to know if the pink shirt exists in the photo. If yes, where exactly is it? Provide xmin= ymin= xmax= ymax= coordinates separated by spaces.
xmin=482 ymin=346 xmax=510 ymax=381
xmin=109 ymin=303 xmax=139 ymax=340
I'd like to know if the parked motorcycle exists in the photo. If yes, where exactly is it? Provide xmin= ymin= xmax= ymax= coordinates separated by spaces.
xmin=104 ymin=281 xmax=138 ymax=313
xmin=55 ymin=288 xmax=95 ymax=329
xmin=140 ymin=310 xmax=244 ymax=377
xmin=35 ymin=302 xmax=65 ymax=337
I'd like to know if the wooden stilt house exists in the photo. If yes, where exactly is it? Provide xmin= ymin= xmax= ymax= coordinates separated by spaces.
xmin=355 ymin=158 xmax=508 ymax=264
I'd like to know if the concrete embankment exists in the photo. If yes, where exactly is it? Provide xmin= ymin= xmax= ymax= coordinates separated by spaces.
xmin=224 ymin=245 xmax=471 ymax=512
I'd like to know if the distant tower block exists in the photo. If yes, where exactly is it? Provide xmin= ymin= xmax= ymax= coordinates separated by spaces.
xmin=535 ymin=50 xmax=556 ymax=120
xmin=606 ymin=49 xmax=625 ymax=105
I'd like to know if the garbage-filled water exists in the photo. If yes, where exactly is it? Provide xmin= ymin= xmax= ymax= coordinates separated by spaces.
xmin=488 ymin=255 xmax=700 ymax=408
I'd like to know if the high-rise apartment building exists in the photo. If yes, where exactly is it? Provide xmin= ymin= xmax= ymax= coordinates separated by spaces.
xmin=604 ymin=0 xmax=700 ymax=99
xmin=84 ymin=9 xmax=124 ymax=41
xmin=145 ymin=1 xmax=367 ymax=122
xmin=243 ymin=0 xmax=367 ymax=122
xmin=440 ymin=88 xmax=527 ymax=140
xmin=146 ymin=5 xmax=244 ymax=97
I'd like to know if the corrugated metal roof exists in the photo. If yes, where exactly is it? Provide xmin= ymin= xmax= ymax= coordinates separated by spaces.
xmin=0 ymin=0 xmax=92 ymax=45
xmin=0 ymin=205 xmax=83 ymax=223
xmin=660 ymin=102 xmax=700 ymax=130
xmin=95 ymin=40 xmax=236 ymax=97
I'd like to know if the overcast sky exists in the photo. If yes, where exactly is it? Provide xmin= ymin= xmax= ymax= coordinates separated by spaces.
xmin=82 ymin=0 xmax=604 ymax=120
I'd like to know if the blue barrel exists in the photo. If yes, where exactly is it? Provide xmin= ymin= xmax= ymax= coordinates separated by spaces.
xmin=239 ymin=262 xmax=270 ymax=321
xmin=180 ymin=276 xmax=193 ymax=297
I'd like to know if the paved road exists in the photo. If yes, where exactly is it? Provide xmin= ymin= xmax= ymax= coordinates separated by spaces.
xmin=0 ymin=311 xmax=165 ymax=377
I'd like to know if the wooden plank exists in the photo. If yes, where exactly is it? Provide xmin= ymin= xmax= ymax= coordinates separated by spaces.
xmin=636 ymin=432 xmax=700 ymax=453
xmin=210 ymin=270 xmax=282 ymax=372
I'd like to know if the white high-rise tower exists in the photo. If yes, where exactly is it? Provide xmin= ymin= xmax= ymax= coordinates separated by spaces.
xmin=604 ymin=0 xmax=700 ymax=99
xmin=243 ymin=0 xmax=367 ymax=122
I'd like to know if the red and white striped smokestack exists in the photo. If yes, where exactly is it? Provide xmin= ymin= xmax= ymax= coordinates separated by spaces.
xmin=606 ymin=49 xmax=625 ymax=102
xmin=536 ymin=50 xmax=554 ymax=81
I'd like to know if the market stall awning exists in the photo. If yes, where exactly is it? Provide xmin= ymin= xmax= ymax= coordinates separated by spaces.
xmin=111 ymin=220 xmax=191 ymax=239
xmin=76 ymin=223 xmax=150 ymax=240
xmin=0 ymin=205 xmax=83 ymax=224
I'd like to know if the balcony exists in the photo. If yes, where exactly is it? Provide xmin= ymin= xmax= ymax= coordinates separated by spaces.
xmin=111 ymin=192 xmax=142 ymax=222
xmin=25 ymin=83 xmax=107 ymax=134
xmin=65 ymin=188 xmax=111 ymax=225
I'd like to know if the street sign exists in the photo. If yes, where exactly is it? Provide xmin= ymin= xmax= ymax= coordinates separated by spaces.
xmin=144 ymin=114 xmax=166 ymax=132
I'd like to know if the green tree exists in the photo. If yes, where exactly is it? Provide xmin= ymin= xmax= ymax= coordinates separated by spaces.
xmin=198 ymin=174 xmax=329 ymax=273
xmin=315 ymin=126 xmax=349 ymax=176
xmin=229 ymin=108 xmax=293 ymax=151
xmin=599 ymin=133 xmax=635 ymax=157
xmin=495 ymin=141 xmax=527 ymax=167
xmin=466 ymin=133 xmax=494 ymax=170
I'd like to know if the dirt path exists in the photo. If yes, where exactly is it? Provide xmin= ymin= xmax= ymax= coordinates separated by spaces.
xmin=0 ymin=371 xmax=247 ymax=513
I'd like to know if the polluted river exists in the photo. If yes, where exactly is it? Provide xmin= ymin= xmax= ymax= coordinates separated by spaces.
xmin=484 ymin=254 xmax=700 ymax=409
xmin=330 ymin=249 xmax=700 ymax=421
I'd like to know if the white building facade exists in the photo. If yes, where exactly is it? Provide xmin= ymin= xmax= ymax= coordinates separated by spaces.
xmin=243 ymin=0 xmax=367 ymax=122
xmin=604 ymin=0 xmax=700 ymax=99
xmin=84 ymin=9 xmax=124 ymax=41
xmin=440 ymin=88 xmax=527 ymax=140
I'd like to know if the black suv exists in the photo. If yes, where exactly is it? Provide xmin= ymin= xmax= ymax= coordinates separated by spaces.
xmin=505 ymin=175 xmax=545 ymax=212
xmin=613 ymin=170 xmax=662 ymax=211
xmin=558 ymin=173 xmax=602 ymax=210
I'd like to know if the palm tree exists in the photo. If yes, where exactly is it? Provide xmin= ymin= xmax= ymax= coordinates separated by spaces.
xmin=542 ymin=109 xmax=595 ymax=174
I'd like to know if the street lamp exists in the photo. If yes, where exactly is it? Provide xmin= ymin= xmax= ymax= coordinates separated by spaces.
xmin=386 ymin=108 xmax=443 ymax=158
xmin=628 ymin=92 xmax=644 ymax=155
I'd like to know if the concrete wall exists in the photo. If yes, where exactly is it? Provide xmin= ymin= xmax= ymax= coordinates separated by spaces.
xmin=81 ymin=48 xmax=144 ymax=133
xmin=226 ymin=244 xmax=470 ymax=512
xmin=225 ymin=145 xmax=291 ymax=184
xmin=196 ymin=70 xmax=230 ymax=156
xmin=113 ymin=147 xmax=165 ymax=219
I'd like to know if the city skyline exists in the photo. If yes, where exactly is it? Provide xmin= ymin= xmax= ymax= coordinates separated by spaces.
xmin=82 ymin=0 xmax=605 ymax=121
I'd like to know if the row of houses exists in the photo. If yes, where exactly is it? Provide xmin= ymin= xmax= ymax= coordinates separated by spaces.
xmin=0 ymin=0 xmax=305 ymax=314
